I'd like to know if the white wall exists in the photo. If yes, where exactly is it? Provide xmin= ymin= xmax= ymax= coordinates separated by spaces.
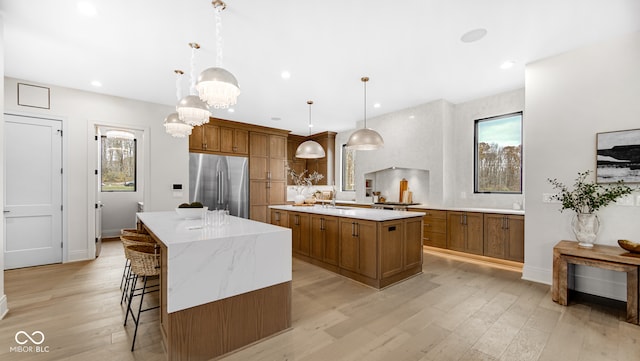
xmin=523 ymin=32 xmax=640 ymax=300
xmin=3 ymin=77 xmax=189 ymax=262
xmin=0 ymin=15 xmax=8 ymax=319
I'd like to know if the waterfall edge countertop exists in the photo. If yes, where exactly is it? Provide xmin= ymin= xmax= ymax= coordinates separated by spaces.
xmin=269 ymin=204 xmax=425 ymax=220
xmin=136 ymin=211 xmax=292 ymax=313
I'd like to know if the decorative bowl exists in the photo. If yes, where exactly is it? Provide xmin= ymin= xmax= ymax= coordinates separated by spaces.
xmin=618 ymin=239 xmax=640 ymax=253
xmin=175 ymin=206 xmax=208 ymax=219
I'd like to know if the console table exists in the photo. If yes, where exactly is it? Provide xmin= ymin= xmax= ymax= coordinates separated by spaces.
xmin=552 ymin=240 xmax=640 ymax=324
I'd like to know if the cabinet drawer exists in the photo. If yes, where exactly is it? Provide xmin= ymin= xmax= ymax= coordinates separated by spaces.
xmin=424 ymin=232 xmax=446 ymax=248
xmin=422 ymin=209 xmax=447 ymax=219
xmin=423 ymin=218 xmax=446 ymax=234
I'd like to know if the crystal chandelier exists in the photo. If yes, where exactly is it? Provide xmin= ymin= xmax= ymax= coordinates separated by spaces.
xmin=177 ymin=43 xmax=211 ymax=126
xmin=196 ymin=0 xmax=240 ymax=109
xmin=295 ymin=100 xmax=326 ymax=159
xmin=346 ymin=77 xmax=384 ymax=150
xmin=164 ymin=70 xmax=193 ymax=138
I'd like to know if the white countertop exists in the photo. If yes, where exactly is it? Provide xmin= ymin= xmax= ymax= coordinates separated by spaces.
xmin=137 ymin=211 xmax=292 ymax=313
xmin=269 ymin=204 xmax=425 ymax=221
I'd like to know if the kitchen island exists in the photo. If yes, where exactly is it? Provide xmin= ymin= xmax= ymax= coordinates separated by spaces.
xmin=136 ymin=211 xmax=292 ymax=361
xmin=269 ymin=205 xmax=425 ymax=289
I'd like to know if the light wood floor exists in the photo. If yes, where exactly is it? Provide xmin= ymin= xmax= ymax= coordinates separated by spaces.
xmin=1 ymin=240 xmax=639 ymax=361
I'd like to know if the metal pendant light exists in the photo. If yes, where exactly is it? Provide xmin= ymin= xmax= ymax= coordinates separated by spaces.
xmin=346 ymin=77 xmax=384 ymax=150
xmin=295 ymin=100 xmax=326 ymax=159
xmin=177 ymin=43 xmax=211 ymax=126
xmin=164 ymin=70 xmax=193 ymax=138
xmin=196 ymin=0 xmax=241 ymax=109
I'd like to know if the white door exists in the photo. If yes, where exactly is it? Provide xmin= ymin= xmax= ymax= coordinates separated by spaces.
xmin=4 ymin=114 xmax=63 ymax=269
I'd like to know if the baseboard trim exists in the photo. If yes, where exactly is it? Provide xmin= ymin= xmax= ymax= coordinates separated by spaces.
xmin=67 ymin=250 xmax=91 ymax=262
xmin=0 ymin=294 xmax=8 ymax=320
xmin=522 ymin=264 xmax=551 ymax=285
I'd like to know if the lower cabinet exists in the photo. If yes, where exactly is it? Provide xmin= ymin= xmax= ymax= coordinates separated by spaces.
xmin=270 ymin=209 xmax=289 ymax=228
xmin=289 ymin=212 xmax=310 ymax=256
xmin=380 ymin=217 xmax=423 ymax=278
xmin=310 ymin=215 xmax=339 ymax=266
xmin=447 ymin=211 xmax=483 ymax=255
xmin=484 ymin=214 xmax=525 ymax=262
xmin=339 ymin=219 xmax=377 ymax=279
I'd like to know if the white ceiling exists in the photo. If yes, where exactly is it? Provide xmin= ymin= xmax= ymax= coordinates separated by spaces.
xmin=2 ymin=0 xmax=639 ymax=135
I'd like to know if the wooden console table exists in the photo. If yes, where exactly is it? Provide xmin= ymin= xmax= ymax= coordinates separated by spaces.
xmin=552 ymin=240 xmax=640 ymax=324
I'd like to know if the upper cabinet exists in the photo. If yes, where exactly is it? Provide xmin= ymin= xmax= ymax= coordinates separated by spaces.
xmin=189 ymin=118 xmax=249 ymax=156
xmin=287 ymin=132 xmax=336 ymax=185
xmin=220 ymin=126 xmax=248 ymax=155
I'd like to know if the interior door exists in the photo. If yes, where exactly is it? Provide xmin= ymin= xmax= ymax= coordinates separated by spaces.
xmin=4 ymin=114 xmax=63 ymax=269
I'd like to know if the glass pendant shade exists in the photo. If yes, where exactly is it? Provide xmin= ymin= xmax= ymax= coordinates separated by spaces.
xmin=346 ymin=128 xmax=384 ymax=150
xmin=196 ymin=67 xmax=240 ymax=109
xmin=296 ymin=140 xmax=326 ymax=159
xmin=163 ymin=112 xmax=193 ymax=138
xmin=177 ymin=95 xmax=211 ymax=126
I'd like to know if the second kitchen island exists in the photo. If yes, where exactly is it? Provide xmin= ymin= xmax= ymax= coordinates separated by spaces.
xmin=269 ymin=205 xmax=425 ymax=289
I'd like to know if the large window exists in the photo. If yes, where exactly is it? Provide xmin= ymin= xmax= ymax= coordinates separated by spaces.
xmin=474 ymin=112 xmax=522 ymax=193
xmin=101 ymin=132 xmax=137 ymax=192
xmin=342 ymin=144 xmax=355 ymax=191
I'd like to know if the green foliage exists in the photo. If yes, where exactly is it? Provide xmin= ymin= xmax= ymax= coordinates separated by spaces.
xmin=547 ymin=170 xmax=634 ymax=214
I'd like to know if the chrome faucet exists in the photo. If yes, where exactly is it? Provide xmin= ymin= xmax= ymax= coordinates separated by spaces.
xmin=330 ymin=185 xmax=336 ymax=208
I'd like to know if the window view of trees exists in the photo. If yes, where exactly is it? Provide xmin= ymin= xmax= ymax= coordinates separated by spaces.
xmin=342 ymin=144 xmax=355 ymax=191
xmin=101 ymin=135 xmax=136 ymax=192
xmin=475 ymin=113 xmax=522 ymax=193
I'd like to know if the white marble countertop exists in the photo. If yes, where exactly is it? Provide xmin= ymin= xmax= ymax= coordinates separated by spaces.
xmin=269 ymin=204 xmax=425 ymax=221
xmin=137 ymin=211 xmax=292 ymax=313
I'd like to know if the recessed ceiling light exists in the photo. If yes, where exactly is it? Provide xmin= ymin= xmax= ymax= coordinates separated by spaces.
xmin=77 ymin=2 xmax=97 ymax=17
xmin=227 ymin=108 xmax=235 ymax=113
xmin=460 ymin=28 xmax=487 ymax=43
xmin=408 ymin=115 xmax=415 ymax=119
xmin=373 ymin=103 xmax=381 ymax=108
xmin=500 ymin=60 xmax=515 ymax=69
xmin=91 ymin=80 xmax=102 ymax=87
xmin=281 ymin=71 xmax=291 ymax=79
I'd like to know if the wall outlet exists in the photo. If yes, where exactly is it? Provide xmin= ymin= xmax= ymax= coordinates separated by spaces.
xmin=542 ymin=193 xmax=559 ymax=203
xmin=616 ymin=195 xmax=634 ymax=206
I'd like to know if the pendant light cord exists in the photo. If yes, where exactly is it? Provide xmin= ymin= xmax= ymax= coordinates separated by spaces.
xmin=213 ymin=1 xmax=225 ymax=67
xmin=174 ymin=70 xmax=184 ymax=101
xmin=308 ymin=100 xmax=313 ymax=136
xmin=362 ymin=77 xmax=369 ymax=128
xmin=188 ymin=43 xmax=199 ymax=95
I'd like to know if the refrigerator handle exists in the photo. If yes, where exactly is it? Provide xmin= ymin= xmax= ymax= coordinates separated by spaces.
xmin=218 ymin=170 xmax=224 ymax=204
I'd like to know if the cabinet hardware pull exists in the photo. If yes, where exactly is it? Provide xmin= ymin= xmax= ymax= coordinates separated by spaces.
xmin=355 ymin=223 xmax=359 ymax=237
xmin=505 ymin=217 xmax=509 ymax=230
xmin=426 ymin=223 xmax=430 ymax=227
xmin=203 ymin=143 xmax=207 ymax=149
xmin=295 ymin=215 xmax=299 ymax=225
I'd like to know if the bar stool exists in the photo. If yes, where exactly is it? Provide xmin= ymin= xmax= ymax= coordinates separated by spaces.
xmin=123 ymin=244 xmax=160 ymax=351
xmin=119 ymin=228 xmax=150 ymax=289
xmin=120 ymin=234 xmax=155 ymax=305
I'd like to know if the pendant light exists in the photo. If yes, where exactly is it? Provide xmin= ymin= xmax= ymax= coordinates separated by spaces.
xmin=164 ymin=70 xmax=193 ymax=138
xmin=196 ymin=0 xmax=241 ymax=109
xmin=346 ymin=77 xmax=384 ymax=150
xmin=177 ymin=43 xmax=211 ymax=126
xmin=295 ymin=100 xmax=326 ymax=159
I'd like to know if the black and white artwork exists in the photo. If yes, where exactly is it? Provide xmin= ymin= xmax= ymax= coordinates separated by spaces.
xmin=596 ymin=128 xmax=640 ymax=183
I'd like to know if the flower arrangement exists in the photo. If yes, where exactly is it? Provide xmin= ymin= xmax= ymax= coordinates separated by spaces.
xmin=287 ymin=169 xmax=324 ymax=191
xmin=547 ymin=170 xmax=633 ymax=214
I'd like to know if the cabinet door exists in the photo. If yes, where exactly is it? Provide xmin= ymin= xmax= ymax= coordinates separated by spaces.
xmin=290 ymin=213 xmax=310 ymax=256
xmin=220 ymin=127 xmax=234 ymax=153
xmin=189 ymin=125 xmax=204 ymax=151
xmin=234 ymin=129 xmax=249 ymax=154
xmin=339 ymin=221 xmax=359 ymax=272
xmin=249 ymin=180 xmax=268 ymax=222
xmin=250 ymin=132 xmax=269 ymax=157
xmin=323 ymin=216 xmax=339 ymax=266
xmin=483 ymin=214 xmax=507 ymax=258
xmin=357 ymin=221 xmax=378 ymax=279
xmin=270 ymin=209 xmax=288 ymax=228
xmin=447 ymin=212 xmax=466 ymax=252
xmin=203 ymin=124 xmax=220 ymax=152
xmin=506 ymin=215 xmax=524 ymax=262
xmin=380 ymin=220 xmax=404 ymax=278
xmin=310 ymin=216 xmax=324 ymax=260
xmin=465 ymin=213 xmax=484 ymax=255
xmin=404 ymin=218 xmax=423 ymax=269
xmin=268 ymin=180 xmax=287 ymax=205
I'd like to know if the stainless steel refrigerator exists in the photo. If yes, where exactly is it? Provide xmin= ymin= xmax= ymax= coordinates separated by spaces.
xmin=189 ymin=153 xmax=249 ymax=218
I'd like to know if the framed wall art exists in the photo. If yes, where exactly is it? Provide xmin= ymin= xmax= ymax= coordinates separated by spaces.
xmin=596 ymin=128 xmax=640 ymax=183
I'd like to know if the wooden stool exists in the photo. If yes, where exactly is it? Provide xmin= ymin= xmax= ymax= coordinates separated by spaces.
xmin=120 ymin=234 xmax=155 ymax=305
xmin=123 ymin=244 xmax=160 ymax=351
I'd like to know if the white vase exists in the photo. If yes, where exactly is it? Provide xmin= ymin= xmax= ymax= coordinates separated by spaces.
xmin=571 ymin=213 xmax=599 ymax=248
xmin=294 ymin=194 xmax=305 ymax=205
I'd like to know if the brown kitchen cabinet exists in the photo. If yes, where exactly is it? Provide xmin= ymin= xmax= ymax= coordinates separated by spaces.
xmin=220 ymin=126 xmax=248 ymax=155
xmin=310 ymin=215 xmax=339 ymax=266
xmin=270 ymin=209 xmax=289 ymax=228
xmin=287 ymin=132 xmax=336 ymax=185
xmin=290 ymin=212 xmax=310 ymax=256
xmin=250 ymin=132 xmax=288 ymax=222
xmin=339 ymin=219 xmax=377 ymax=279
xmin=447 ymin=211 xmax=483 ymax=255
xmin=483 ymin=214 xmax=524 ymax=262
xmin=189 ymin=123 xmax=220 ymax=152
xmin=414 ymin=209 xmax=447 ymax=248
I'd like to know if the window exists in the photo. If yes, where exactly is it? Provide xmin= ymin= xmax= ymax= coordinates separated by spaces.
xmin=101 ymin=133 xmax=137 ymax=192
xmin=474 ymin=112 xmax=522 ymax=193
xmin=342 ymin=144 xmax=355 ymax=191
